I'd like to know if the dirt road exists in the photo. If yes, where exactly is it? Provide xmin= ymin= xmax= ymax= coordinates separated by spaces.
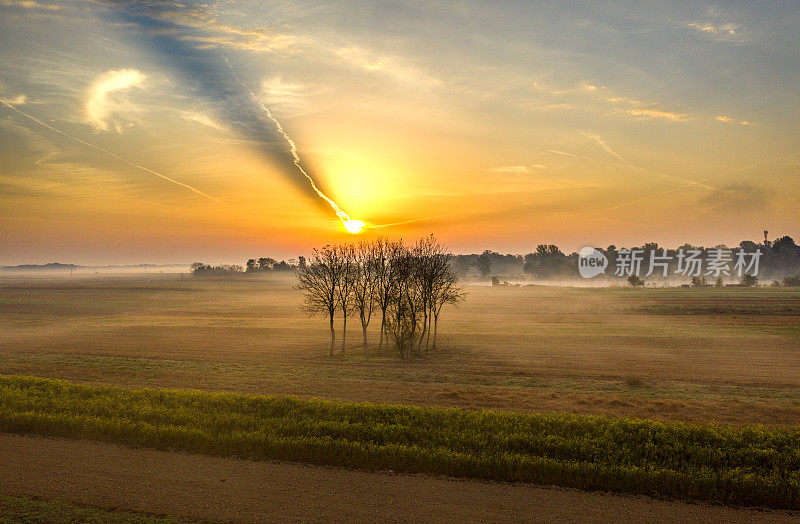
xmin=1 ymin=433 xmax=797 ymax=523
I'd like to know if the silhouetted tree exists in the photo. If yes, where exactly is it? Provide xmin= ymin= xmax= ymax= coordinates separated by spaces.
xmin=296 ymin=246 xmax=339 ymax=356
xmin=740 ymin=274 xmax=758 ymax=287
xmin=353 ymin=240 xmax=380 ymax=354
xmin=334 ymin=244 xmax=358 ymax=353
xmin=477 ymin=250 xmax=492 ymax=277
xmin=627 ymin=275 xmax=645 ymax=287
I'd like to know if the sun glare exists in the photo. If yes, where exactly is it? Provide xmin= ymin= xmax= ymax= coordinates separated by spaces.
xmin=343 ymin=219 xmax=366 ymax=234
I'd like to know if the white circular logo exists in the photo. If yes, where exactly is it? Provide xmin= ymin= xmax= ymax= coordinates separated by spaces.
xmin=578 ymin=247 xmax=608 ymax=278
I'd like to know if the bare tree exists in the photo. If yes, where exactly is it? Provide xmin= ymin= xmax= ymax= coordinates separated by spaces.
xmin=412 ymin=237 xmax=435 ymax=354
xmin=335 ymin=243 xmax=357 ymax=354
xmin=386 ymin=247 xmax=417 ymax=358
xmin=297 ymin=235 xmax=465 ymax=359
xmin=295 ymin=245 xmax=339 ymax=356
xmin=430 ymin=267 xmax=466 ymax=350
xmin=353 ymin=240 xmax=379 ymax=355
xmin=374 ymin=238 xmax=402 ymax=352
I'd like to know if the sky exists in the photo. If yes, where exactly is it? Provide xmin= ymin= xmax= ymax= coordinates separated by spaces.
xmin=1 ymin=0 xmax=799 ymax=264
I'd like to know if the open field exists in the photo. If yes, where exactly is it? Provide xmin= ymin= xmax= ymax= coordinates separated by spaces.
xmin=2 ymin=375 xmax=799 ymax=509
xmin=1 ymin=274 xmax=799 ymax=426
xmin=5 ymin=433 xmax=797 ymax=523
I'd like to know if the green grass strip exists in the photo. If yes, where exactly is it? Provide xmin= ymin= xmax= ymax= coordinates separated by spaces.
xmin=1 ymin=375 xmax=799 ymax=509
xmin=0 ymin=493 xmax=183 ymax=523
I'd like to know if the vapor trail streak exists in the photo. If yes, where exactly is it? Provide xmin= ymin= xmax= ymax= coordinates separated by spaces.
xmin=598 ymin=155 xmax=796 ymax=214
xmin=223 ymin=57 xmax=355 ymax=227
xmin=368 ymin=214 xmax=449 ymax=229
xmin=0 ymin=99 xmax=222 ymax=203
xmin=579 ymin=130 xmax=626 ymax=163
xmin=577 ymin=130 xmax=716 ymax=190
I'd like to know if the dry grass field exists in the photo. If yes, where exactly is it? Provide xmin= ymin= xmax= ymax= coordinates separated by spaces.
xmin=1 ymin=274 xmax=799 ymax=427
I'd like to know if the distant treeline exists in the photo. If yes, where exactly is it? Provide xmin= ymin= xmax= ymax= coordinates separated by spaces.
xmin=191 ymin=257 xmax=304 ymax=276
xmin=454 ymin=234 xmax=800 ymax=284
xmin=190 ymin=234 xmax=799 ymax=285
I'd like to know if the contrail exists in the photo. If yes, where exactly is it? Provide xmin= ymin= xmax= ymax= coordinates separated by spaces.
xmin=577 ymin=129 xmax=716 ymax=190
xmin=579 ymin=130 xmax=627 ymax=163
xmin=0 ymin=98 xmax=222 ymax=203
xmin=223 ymin=57 xmax=362 ymax=232
xmin=545 ymin=149 xmax=577 ymax=157
xmin=368 ymin=214 xmax=449 ymax=229
xmin=598 ymin=155 xmax=795 ymax=214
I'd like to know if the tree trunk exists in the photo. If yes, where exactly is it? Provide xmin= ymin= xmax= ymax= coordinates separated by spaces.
xmin=362 ymin=320 xmax=368 ymax=356
xmin=341 ymin=316 xmax=347 ymax=354
xmin=329 ymin=315 xmax=335 ymax=357
xmin=432 ymin=315 xmax=439 ymax=350
xmin=425 ymin=315 xmax=432 ymax=350
xmin=377 ymin=309 xmax=386 ymax=351
xmin=417 ymin=311 xmax=427 ymax=354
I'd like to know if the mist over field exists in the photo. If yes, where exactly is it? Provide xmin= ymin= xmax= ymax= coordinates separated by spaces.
xmin=2 ymin=0 xmax=800 ymax=520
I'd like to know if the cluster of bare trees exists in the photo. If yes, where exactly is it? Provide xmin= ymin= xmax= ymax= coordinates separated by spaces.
xmin=296 ymin=236 xmax=465 ymax=358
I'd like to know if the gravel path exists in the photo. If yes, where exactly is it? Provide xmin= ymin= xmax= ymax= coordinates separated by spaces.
xmin=1 ymin=432 xmax=797 ymax=523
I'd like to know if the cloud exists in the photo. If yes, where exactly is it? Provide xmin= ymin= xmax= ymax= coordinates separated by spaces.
xmin=532 ymin=81 xmax=690 ymax=123
xmin=488 ymin=165 xmax=532 ymax=175
xmin=607 ymin=96 xmax=641 ymax=105
xmin=685 ymin=16 xmax=748 ymax=42
xmin=0 ymin=0 xmax=59 ymax=10
xmin=109 ymin=1 xmax=297 ymax=55
xmin=180 ymin=111 xmax=226 ymax=132
xmin=697 ymin=183 xmax=772 ymax=213
xmin=488 ymin=164 xmax=547 ymax=176
xmin=2 ymin=94 xmax=27 ymax=105
xmin=85 ymin=69 xmax=146 ymax=132
xmin=624 ymin=108 xmax=688 ymax=122
xmin=716 ymin=115 xmax=750 ymax=125
xmin=688 ymin=22 xmax=738 ymax=36
xmin=605 ymin=95 xmax=688 ymax=121
xmin=578 ymin=130 xmax=627 ymax=163
xmin=335 ymin=46 xmax=441 ymax=89
xmin=179 ymin=28 xmax=297 ymax=54
xmin=260 ymin=76 xmax=312 ymax=115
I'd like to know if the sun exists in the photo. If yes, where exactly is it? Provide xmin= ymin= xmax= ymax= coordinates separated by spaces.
xmin=343 ymin=219 xmax=365 ymax=234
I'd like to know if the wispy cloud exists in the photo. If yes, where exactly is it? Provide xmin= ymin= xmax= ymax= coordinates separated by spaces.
xmin=1 ymin=94 xmax=27 ymax=105
xmin=180 ymin=111 xmax=227 ymax=132
xmin=624 ymin=108 xmax=688 ymax=122
xmin=685 ymin=8 xmax=748 ymax=43
xmin=606 ymin=96 xmax=689 ymax=122
xmin=179 ymin=28 xmax=297 ymax=54
xmin=487 ymin=164 xmax=545 ymax=175
xmin=488 ymin=165 xmax=531 ymax=175
xmin=687 ymin=22 xmax=738 ymax=36
xmin=335 ymin=46 xmax=441 ymax=89
xmin=110 ymin=1 xmax=297 ymax=55
xmin=259 ymin=76 xmax=314 ymax=116
xmin=85 ymin=69 xmax=146 ymax=132
xmin=0 ymin=0 xmax=60 ymax=10
xmin=716 ymin=115 xmax=750 ymax=126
